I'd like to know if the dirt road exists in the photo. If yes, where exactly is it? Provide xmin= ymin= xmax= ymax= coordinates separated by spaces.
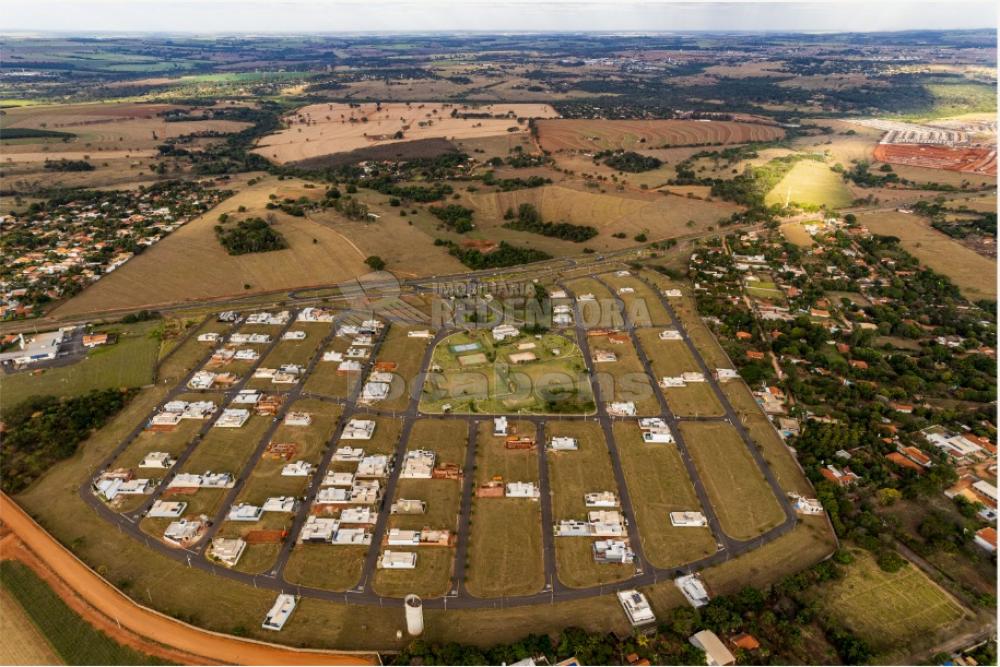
xmin=0 ymin=493 xmax=378 ymax=666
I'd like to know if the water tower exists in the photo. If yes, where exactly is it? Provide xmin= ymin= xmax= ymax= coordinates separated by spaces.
xmin=404 ymin=594 xmax=424 ymax=636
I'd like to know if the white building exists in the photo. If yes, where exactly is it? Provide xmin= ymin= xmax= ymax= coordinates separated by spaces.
xmin=281 ymin=461 xmax=314 ymax=477
xmin=715 ymin=368 xmax=739 ymax=382
xmin=332 ymin=446 xmax=365 ymax=462
xmin=228 ymin=503 xmax=263 ymax=521
xmin=323 ymin=471 xmax=356 ymax=488
xmin=506 ymin=482 xmax=540 ymax=499
xmin=339 ymin=507 xmax=377 ymax=525
xmin=282 ymin=330 xmax=307 ymax=341
xmin=676 ymin=573 xmax=711 ymax=607
xmin=147 ymin=500 xmax=186 ymax=518
xmin=492 ymin=324 xmax=520 ymax=341
xmin=400 ymin=450 xmax=436 ymax=479
xmin=332 ymin=528 xmax=371 ymax=545
xmin=342 ymin=419 xmax=376 ymax=440
xmin=357 ymin=455 xmax=389 ymax=478
xmin=607 ymin=402 xmax=637 ymax=417
xmin=139 ymin=451 xmax=176 ymax=469
xmin=210 ymin=537 xmax=246 ymax=567
xmin=618 ymin=590 xmax=656 ymax=627
xmin=585 ymin=491 xmax=619 ymax=508
xmin=299 ymin=516 xmax=339 ymax=542
xmin=262 ymin=594 xmax=296 ymax=631
xmin=380 ymin=550 xmax=417 ymax=569
xmin=689 ymin=630 xmax=735 ymax=666
xmin=594 ymin=540 xmax=635 ymax=564
xmin=263 ymin=496 xmax=297 ymax=513
xmin=659 ymin=329 xmax=682 ymax=340
xmin=493 ymin=416 xmax=508 ymax=436
xmin=214 ymin=409 xmax=250 ymax=428
xmin=388 ymin=529 xmax=421 ymax=546
xmin=283 ymin=412 xmax=312 ymax=427
xmin=670 ymin=511 xmax=708 ymax=527
xmin=549 ymin=436 xmax=578 ymax=451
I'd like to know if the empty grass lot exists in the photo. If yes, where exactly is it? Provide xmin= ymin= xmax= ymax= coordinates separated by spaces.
xmin=182 ymin=414 xmax=270 ymax=475
xmin=680 ymin=422 xmax=785 ymax=541
xmin=764 ymin=159 xmax=854 ymax=209
xmin=0 ymin=321 xmax=161 ymax=414
xmin=546 ymin=421 xmax=634 ymax=588
xmin=598 ymin=273 xmax=673 ymax=326
xmin=815 ymin=550 xmax=969 ymax=659
xmin=613 ymin=422 xmax=718 ymax=568
xmin=564 ymin=277 xmax=624 ymax=330
xmin=721 ymin=381 xmax=814 ymax=497
xmin=589 ymin=335 xmax=660 ymax=416
xmin=0 ymin=561 xmax=167 ymax=665
xmin=373 ymin=549 xmax=455 ymax=598
xmin=283 ymin=544 xmax=366 ymax=592
xmin=634 ymin=330 xmax=725 ymax=417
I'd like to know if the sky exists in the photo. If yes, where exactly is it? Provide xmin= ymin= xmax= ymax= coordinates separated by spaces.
xmin=3 ymin=0 xmax=997 ymax=34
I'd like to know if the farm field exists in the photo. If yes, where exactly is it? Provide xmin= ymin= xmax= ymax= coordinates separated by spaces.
xmin=613 ymin=422 xmax=718 ymax=568
xmin=873 ymin=142 xmax=997 ymax=176
xmin=536 ymin=119 xmax=785 ymax=152
xmin=546 ymin=421 xmax=634 ymax=588
xmin=254 ymin=102 xmax=558 ymax=164
xmin=0 ymin=320 xmax=162 ymax=414
xmin=814 ymin=550 xmax=970 ymax=659
xmin=764 ymin=159 xmax=855 ymax=209
xmin=419 ymin=330 xmax=593 ymax=415
xmin=0 ymin=586 xmax=62 ymax=666
xmin=48 ymin=177 xmax=371 ymax=318
xmin=857 ymin=210 xmax=997 ymax=301
xmin=680 ymin=421 xmax=786 ymax=541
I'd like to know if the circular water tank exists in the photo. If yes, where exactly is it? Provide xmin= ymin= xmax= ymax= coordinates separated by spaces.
xmin=404 ymin=594 xmax=424 ymax=636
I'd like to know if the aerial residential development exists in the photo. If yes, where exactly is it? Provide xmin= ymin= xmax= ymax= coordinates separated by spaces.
xmin=0 ymin=1 xmax=996 ymax=666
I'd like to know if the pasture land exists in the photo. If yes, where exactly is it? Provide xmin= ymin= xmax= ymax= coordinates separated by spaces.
xmin=814 ymin=550 xmax=970 ymax=659
xmin=680 ymin=422 xmax=786 ymax=541
xmin=613 ymin=422 xmax=718 ymax=568
xmin=536 ymin=119 xmax=784 ymax=152
xmin=419 ymin=330 xmax=593 ymax=415
xmin=255 ymin=102 xmax=557 ymax=164
xmin=49 ymin=177 xmax=371 ymax=319
xmin=0 ymin=586 xmax=62 ymax=666
xmin=857 ymin=210 xmax=997 ymax=301
xmin=764 ymin=159 xmax=854 ymax=209
xmin=779 ymin=221 xmax=817 ymax=247
xmin=0 ymin=561 xmax=165 ymax=665
xmin=0 ymin=320 xmax=162 ymax=414
xmin=546 ymin=420 xmax=635 ymax=588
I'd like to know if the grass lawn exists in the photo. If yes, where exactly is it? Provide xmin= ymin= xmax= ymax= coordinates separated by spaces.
xmin=475 ymin=420 xmax=538 ymax=484
xmin=376 ymin=325 xmax=431 ymax=411
xmin=0 ymin=561 xmax=168 ymax=665
xmin=181 ymin=414 xmax=270 ymax=475
xmin=663 ymin=383 xmax=725 ymax=418
xmin=814 ymin=550 xmax=970 ymax=658
xmin=546 ymin=421 xmax=634 ymax=588
xmin=373 ymin=548 xmax=454 ymax=598
xmin=245 ymin=323 xmax=329 ymax=390
xmin=764 ymin=159 xmax=854 ymax=209
xmin=589 ymin=335 xmax=659 ymax=416
xmin=564 ymin=277 xmax=624 ymax=330
xmin=721 ymin=382 xmax=814 ymax=497
xmin=464 ymin=499 xmax=545 ymax=598
xmin=409 ymin=418 xmax=469 ymax=466
xmin=613 ymin=422 xmax=718 ymax=568
xmin=1 ymin=321 xmax=161 ymax=414
xmin=680 ymin=422 xmax=785 ymax=541
xmin=283 ymin=544 xmax=366 ymax=591
xmin=598 ymin=273 xmax=673 ymax=326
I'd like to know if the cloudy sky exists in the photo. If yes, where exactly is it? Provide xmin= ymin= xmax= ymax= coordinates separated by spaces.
xmin=4 ymin=0 xmax=996 ymax=34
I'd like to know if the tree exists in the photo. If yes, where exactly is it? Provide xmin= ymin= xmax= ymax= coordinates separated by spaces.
xmin=365 ymin=256 xmax=386 ymax=271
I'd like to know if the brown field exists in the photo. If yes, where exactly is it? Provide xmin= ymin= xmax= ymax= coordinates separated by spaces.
xmin=49 ymin=176 xmax=373 ymax=318
xmin=857 ymin=210 xmax=997 ymax=300
xmin=873 ymin=143 xmax=997 ymax=176
xmin=882 ymin=163 xmax=996 ymax=188
xmin=536 ymin=119 xmax=784 ymax=152
xmin=254 ymin=102 xmax=558 ymax=164
xmin=1 ymin=102 xmax=251 ymax=155
xmin=0 ymin=587 xmax=62 ymax=665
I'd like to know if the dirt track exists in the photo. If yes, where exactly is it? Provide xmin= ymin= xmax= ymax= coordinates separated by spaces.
xmin=0 ymin=493 xmax=378 ymax=666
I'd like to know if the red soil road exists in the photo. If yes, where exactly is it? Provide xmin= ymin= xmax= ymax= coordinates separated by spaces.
xmin=0 ymin=493 xmax=378 ymax=666
xmin=873 ymin=143 xmax=997 ymax=176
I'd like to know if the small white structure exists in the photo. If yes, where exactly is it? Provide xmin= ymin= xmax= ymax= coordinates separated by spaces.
xmin=299 ymin=516 xmax=339 ymax=542
xmin=682 ymin=371 xmax=706 ymax=383
xmin=618 ymin=589 xmax=656 ymax=627
xmin=332 ymin=527 xmax=372 ymax=545
xmin=660 ymin=376 xmax=686 ymax=388
xmin=198 ymin=332 xmax=222 ymax=343
xmin=392 ymin=499 xmax=427 ymax=515
xmin=405 ymin=594 xmax=424 ymax=636
xmin=339 ymin=507 xmax=377 ymax=525
xmin=380 ymin=550 xmax=417 ymax=569
xmin=506 ymin=482 xmax=540 ymax=499
xmin=282 ymin=330 xmax=307 ymax=341
xmin=147 ymin=500 xmax=186 ymax=518
xmin=333 ymin=446 xmax=365 ymax=462
xmin=214 ymin=409 xmax=250 ymax=428
xmin=139 ymin=452 xmax=176 ymax=469
xmin=163 ymin=518 xmax=204 ymax=546
xmin=664 ymin=289 xmax=683 ymax=298
xmin=232 ymin=389 xmax=261 ymax=405
xmin=388 ymin=529 xmax=421 ymax=546
xmin=228 ymin=503 xmax=263 ymax=522
xmin=549 ymin=436 xmax=579 ymax=451
xmin=589 ymin=510 xmax=626 ymax=537
xmin=493 ymin=416 xmax=508 ymax=436
xmin=676 ymin=573 xmax=711 ymax=608
xmin=789 ymin=493 xmax=824 ymax=516
xmin=593 ymin=539 xmax=635 ymax=564
xmin=323 ymin=471 xmax=356 ymax=488
xmin=659 ymin=329 xmax=682 ymax=340
xmin=281 ymin=461 xmax=314 ymax=477
xmin=715 ymin=368 xmax=739 ymax=382
xmin=360 ymin=381 xmax=391 ymax=403
xmin=323 ymin=350 xmax=343 ymax=362
xmin=607 ymin=402 xmax=637 ymax=417
xmin=357 ymin=455 xmax=389 ymax=478
xmin=283 ymin=411 xmax=313 ymax=426
xmin=263 ymin=496 xmax=297 ymax=513
xmin=408 ymin=330 xmax=432 ymax=339
xmin=342 ymin=419 xmax=376 ymax=440
xmin=262 ymin=594 xmax=296 ymax=631
xmin=400 ymin=450 xmax=435 ymax=479
xmin=585 ymin=491 xmax=619 ymax=508
xmin=492 ymin=324 xmax=520 ymax=341
xmin=210 ymin=537 xmax=246 ymax=567
xmin=670 ymin=511 xmax=708 ymax=527
xmin=689 ymin=630 xmax=735 ymax=666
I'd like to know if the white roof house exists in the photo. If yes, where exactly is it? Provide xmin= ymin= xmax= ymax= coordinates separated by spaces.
xmin=607 ymin=402 xmax=637 ymax=417
xmin=408 ymin=330 xmax=433 ymax=338
xmin=360 ymin=381 xmax=391 ymax=403
xmin=210 ymin=537 xmax=246 ymax=567
xmin=139 ymin=451 xmax=176 ymax=469
xmin=642 ymin=428 xmax=675 ymax=444
xmin=283 ymin=412 xmax=312 ymax=426
xmin=493 ymin=416 xmax=508 ymax=436
xmin=618 ymin=590 xmax=656 ymax=626
xmin=198 ymin=332 xmax=222 ymax=343
xmin=356 ymin=455 xmax=389 ymax=478
xmin=332 ymin=528 xmax=371 ymax=545
xmin=400 ymin=450 xmax=435 ymax=479
xmin=323 ymin=350 xmax=343 ymax=362
xmin=150 ymin=412 xmax=183 ymax=428
xmin=339 ymin=507 xmax=377 ymax=525
xmin=262 ymin=496 xmax=297 ymax=513
xmin=332 ymin=446 xmax=365 ymax=462
xmin=323 ymin=470 xmax=356 ymax=487
xmin=346 ymin=346 xmax=369 ymax=359
xmin=163 ymin=518 xmax=204 ymax=546
xmin=380 ymin=550 xmax=417 ymax=569
xmin=676 ymin=573 xmax=711 ymax=608
xmin=659 ymin=329 xmax=682 ymax=340
xmin=232 ymin=389 xmax=261 ymax=404
xmin=549 ymin=436 xmax=578 ymax=451
xmin=282 ymin=330 xmax=307 ymax=340
xmin=342 ymin=419 xmax=376 ymax=440
xmin=593 ymin=539 xmax=635 ymax=564
xmin=297 ymin=307 xmax=335 ymax=323
xmin=506 ymin=482 xmax=540 ymax=499
xmin=716 ymin=368 xmax=739 ymax=381
xmin=670 ymin=511 xmax=708 ymax=527
xmin=299 ymin=516 xmax=339 ymax=542
xmin=492 ymin=324 xmax=520 ymax=341
xmin=315 ymin=487 xmax=350 ymax=505
xmin=349 ymin=480 xmax=382 ymax=504
xmin=147 ymin=500 xmax=186 ymax=518
xmin=338 ymin=360 xmax=362 ymax=374
xmin=387 ymin=529 xmax=421 ymax=546
xmin=554 ymin=520 xmax=593 ymax=537
xmin=262 ymin=594 xmax=296 ymax=631
xmin=391 ymin=499 xmax=427 ymax=515
xmin=589 ymin=510 xmax=626 ymax=537
xmin=228 ymin=503 xmax=263 ymax=521
xmin=281 ymin=461 xmax=314 ymax=477
xmin=585 ymin=491 xmax=619 ymax=508
xmin=659 ymin=376 xmax=686 ymax=388
xmin=214 ymin=408 xmax=250 ymax=428
xmin=682 ymin=371 xmax=706 ymax=383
